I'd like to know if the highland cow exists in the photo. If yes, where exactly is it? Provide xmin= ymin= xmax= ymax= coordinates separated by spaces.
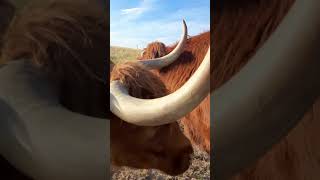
xmin=140 ymin=41 xmax=167 ymax=59
xmin=141 ymin=0 xmax=320 ymax=179
xmin=110 ymin=62 xmax=193 ymax=175
xmin=139 ymin=31 xmax=211 ymax=153
xmin=0 ymin=0 xmax=212 ymax=177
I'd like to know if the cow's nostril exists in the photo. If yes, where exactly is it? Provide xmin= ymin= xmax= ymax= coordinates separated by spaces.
xmin=171 ymin=151 xmax=191 ymax=175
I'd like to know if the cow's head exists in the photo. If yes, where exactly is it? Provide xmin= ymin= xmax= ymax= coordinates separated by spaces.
xmin=108 ymin=19 xmax=210 ymax=175
xmin=139 ymin=41 xmax=167 ymax=60
xmin=0 ymin=0 xmax=210 ymax=177
xmin=110 ymin=62 xmax=193 ymax=175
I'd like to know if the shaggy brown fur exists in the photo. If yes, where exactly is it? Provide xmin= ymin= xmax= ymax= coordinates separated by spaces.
xmin=139 ymin=41 xmax=167 ymax=59
xmin=0 ymin=0 xmax=15 ymax=55
xmin=110 ymin=62 xmax=193 ymax=176
xmin=214 ymin=0 xmax=320 ymax=179
xmin=1 ymin=0 xmax=193 ymax=176
xmin=111 ymin=62 xmax=168 ymax=98
xmin=139 ymin=32 xmax=211 ymax=153
xmin=1 ymin=0 xmax=107 ymax=118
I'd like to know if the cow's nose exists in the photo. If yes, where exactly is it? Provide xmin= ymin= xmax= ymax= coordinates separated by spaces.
xmin=169 ymin=147 xmax=193 ymax=175
xmin=182 ymin=144 xmax=194 ymax=156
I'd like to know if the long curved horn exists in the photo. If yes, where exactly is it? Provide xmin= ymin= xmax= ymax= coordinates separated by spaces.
xmin=110 ymin=47 xmax=210 ymax=126
xmin=137 ymin=19 xmax=188 ymax=69
xmin=0 ymin=60 xmax=108 ymax=179
xmin=213 ymin=1 xmax=320 ymax=179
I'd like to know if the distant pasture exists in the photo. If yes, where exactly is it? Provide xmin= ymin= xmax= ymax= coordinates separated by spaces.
xmin=110 ymin=46 xmax=141 ymax=64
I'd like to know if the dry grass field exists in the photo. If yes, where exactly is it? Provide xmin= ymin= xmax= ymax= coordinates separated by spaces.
xmin=110 ymin=46 xmax=210 ymax=179
xmin=110 ymin=46 xmax=141 ymax=63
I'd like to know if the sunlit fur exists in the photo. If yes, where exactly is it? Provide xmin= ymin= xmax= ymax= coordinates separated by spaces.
xmin=140 ymin=41 xmax=167 ymax=59
xmin=139 ymin=32 xmax=211 ymax=153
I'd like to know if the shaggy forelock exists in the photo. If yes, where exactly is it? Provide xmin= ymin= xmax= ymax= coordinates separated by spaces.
xmin=1 ymin=0 xmax=106 ymax=81
xmin=111 ymin=62 xmax=168 ymax=99
xmin=140 ymin=41 xmax=167 ymax=59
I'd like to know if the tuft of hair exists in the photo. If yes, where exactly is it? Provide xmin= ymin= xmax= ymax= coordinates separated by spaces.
xmin=1 ymin=0 xmax=107 ymax=82
xmin=139 ymin=41 xmax=167 ymax=60
xmin=110 ymin=61 xmax=168 ymax=99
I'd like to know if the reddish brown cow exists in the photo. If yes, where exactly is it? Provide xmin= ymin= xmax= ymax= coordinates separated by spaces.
xmin=110 ymin=62 xmax=193 ymax=175
xmin=0 ymin=0 xmax=195 ymax=177
xmin=139 ymin=31 xmax=210 ymax=153
xmin=141 ymin=0 xmax=320 ymax=179
xmin=140 ymin=41 xmax=167 ymax=59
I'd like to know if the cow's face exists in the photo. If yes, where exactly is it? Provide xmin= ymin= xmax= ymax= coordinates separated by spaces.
xmin=111 ymin=119 xmax=192 ymax=175
xmin=110 ymin=62 xmax=193 ymax=175
xmin=139 ymin=41 xmax=168 ymax=60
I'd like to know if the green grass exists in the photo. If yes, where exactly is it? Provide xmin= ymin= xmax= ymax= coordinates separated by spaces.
xmin=110 ymin=46 xmax=141 ymax=64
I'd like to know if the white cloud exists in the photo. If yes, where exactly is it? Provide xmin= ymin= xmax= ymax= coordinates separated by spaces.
xmin=119 ymin=0 xmax=156 ymax=18
xmin=121 ymin=7 xmax=146 ymax=15
xmin=111 ymin=3 xmax=210 ymax=49
xmin=110 ymin=19 xmax=209 ymax=49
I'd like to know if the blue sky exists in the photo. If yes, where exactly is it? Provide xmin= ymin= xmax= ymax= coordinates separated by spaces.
xmin=110 ymin=0 xmax=210 ymax=49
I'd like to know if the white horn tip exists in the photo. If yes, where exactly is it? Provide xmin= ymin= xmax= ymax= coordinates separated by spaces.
xmin=182 ymin=19 xmax=186 ymax=27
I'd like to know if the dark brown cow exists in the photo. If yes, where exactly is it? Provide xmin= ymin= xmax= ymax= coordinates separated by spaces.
xmin=139 ymin=31 xmax=210 ymax=153
xmin=110 ymin=62 xmax=193 ymax=175
xmin=0 ymin=0 xmax=201 ymax=177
